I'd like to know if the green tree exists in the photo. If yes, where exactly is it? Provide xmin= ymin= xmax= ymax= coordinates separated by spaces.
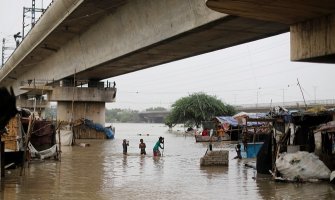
xmin=165 ymin=92 xmax=236 ymax=128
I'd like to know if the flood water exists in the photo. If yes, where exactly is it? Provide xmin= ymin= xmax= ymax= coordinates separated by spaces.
xmin=1 ymin=123 xmax=335 ymax=200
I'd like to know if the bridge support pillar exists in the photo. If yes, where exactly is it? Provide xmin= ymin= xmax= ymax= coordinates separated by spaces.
xmin=16 ymin=94 xmax=49 ymax=118
xmin=291 ymin=13 xmax=335 ymax=63
xmin=57 ymin=101 xmax=105 ymax=124
xmin=48 ymin=83 xmax=116 ymax=125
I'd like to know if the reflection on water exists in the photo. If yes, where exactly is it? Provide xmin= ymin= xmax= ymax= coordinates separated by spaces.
xmin=1 ymin=123 xmax=335 ymax=200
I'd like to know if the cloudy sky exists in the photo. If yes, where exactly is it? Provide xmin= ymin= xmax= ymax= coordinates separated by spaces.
xmin=1 ymin=1 xmax=335 ymax=111
xmin=106 ymin=32 xmax=335 ymax=111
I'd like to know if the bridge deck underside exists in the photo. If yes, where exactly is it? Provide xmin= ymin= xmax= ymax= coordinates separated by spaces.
xmin=76 ymin=16 xmax=287 ymax=81
xmin=206 ymin=0 xmax=335 ymax=25
xmin=1 ymin=0 xmax=287 ymax=90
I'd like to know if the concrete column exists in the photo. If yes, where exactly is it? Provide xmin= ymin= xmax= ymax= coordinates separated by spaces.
xmin=16 ymin=95 xmax=49 ymax=118
xmin=291 ymin=13 xmax=335 ymax=63
xmin=48 ymin=85 xmax=116 ymax=125
xmin=57 ymin=101 xmax=105 ymax=124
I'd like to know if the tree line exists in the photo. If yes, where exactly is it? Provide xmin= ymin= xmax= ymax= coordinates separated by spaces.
xmin=106 ymin=107 xmax=168 ymax=123
xmin=44 ymin=93 xmax=236 ymax=125
xmin=105 ymin=108 xmax=142 ymax=123
xmin=44 ymin=106 xmax=168 ymax=123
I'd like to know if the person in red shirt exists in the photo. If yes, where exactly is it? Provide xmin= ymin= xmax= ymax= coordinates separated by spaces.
xmin=201 ymin=128 xmax=209 ymax=136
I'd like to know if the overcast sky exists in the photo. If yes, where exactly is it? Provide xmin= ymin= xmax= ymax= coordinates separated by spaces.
xmin=1 ymin=1 xmax=335 ymax=111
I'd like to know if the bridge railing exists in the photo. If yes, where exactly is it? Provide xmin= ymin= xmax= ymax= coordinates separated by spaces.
xmin=20 ymin=79 xmax=117 ymax=89
xmin=20 ymin=79 xmax=55 ymax=87
xmin=235 ymin=99 xmax=335 ymax=110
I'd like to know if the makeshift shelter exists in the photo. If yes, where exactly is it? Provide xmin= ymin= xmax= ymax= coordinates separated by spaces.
xmin=257 ymin=107 xmax=335 ymax=182
xmin=214 ymin=116 xmax=240 ymax=140
xmin=21 ymin=118 xmax=56 ymax=151
xmin=1 ymin=114 xmax=24 ymax=168
xmin=233 ymin=112 xmax=268 ymax=126
xmin=73 ymin=118 xmax=115 ymax=139
xmin=314 ymin=120 xmax=335 ymax=173
xmin=231 ymin=112 xmax=271 ymax=144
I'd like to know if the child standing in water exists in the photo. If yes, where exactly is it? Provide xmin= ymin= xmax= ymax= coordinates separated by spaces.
xmin=122 ymin=139 xmax=129 ymax=155
xmin=153 ymin=136 xmax=164 ymax=156
xmin=139 ymin=139 xmax=146 ymax=155
xmin=234 ymin=144 xmax=242 ymax=159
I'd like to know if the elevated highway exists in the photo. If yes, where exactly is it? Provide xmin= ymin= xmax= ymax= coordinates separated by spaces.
xmin=206 ymin=0 xmax=335 ymax=63
xmin=236 ymin=99 xmax=335 ymax=113
xmin=1 ymin=0 xmax=334 ymax=123
xmin=138 ymin=111 xmax=170 ymax=123
xmin=139 ymin=99 xmax=335 ymax=122
xmin=0 ymin=0 xmax=288 ymax=94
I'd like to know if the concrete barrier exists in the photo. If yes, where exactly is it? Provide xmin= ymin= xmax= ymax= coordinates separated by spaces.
xmin=200 ymin=150 xmax=229 ymax=166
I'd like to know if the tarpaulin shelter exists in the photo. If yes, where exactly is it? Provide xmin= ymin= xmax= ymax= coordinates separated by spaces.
xmin=233 ymin=112 xmax=268 ymax=126
xmin=215 ymin=116 xmax=239 ymax=127
xmin=214 ymin=116 xmax=240 ymax=141
xmin=73 ymin=118 xmax=115 ymax=139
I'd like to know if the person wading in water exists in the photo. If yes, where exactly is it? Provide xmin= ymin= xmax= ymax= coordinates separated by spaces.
xmin=122 ymin=139 xmax=129 ymax=155
xmin=139 ymin=139 xmax=146 ymax=155
xmin=153 ymin=137 xmax=164 ymax=157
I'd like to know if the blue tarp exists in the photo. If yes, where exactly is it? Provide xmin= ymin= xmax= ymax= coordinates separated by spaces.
xmin=216 ymin=116 xmax=239 ymax=126
xmin=241 ymin=142 xmax=264 ymax=158
xmin=84 ymin=119 xmax=114 ymax=139
xmin=216 ymin=113 xmax=268 ymax=127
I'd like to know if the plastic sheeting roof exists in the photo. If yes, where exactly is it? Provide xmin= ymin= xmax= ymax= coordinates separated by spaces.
xmin=216 ymin=112 xmax=268 ymax=126
xmin=233 ymin=112 xmax=267 ymax=119
xmin=216 ymin=116 xmax=239 ymax=126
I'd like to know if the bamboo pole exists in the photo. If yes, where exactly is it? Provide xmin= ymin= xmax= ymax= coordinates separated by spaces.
xmin=57 ymin=121 xmax=62 ymax=161
xmin=20 ymin=115 xmax=34 ymax=176
xmin=297 ymin=78 xmax=307 ymax=109
xmin=71 ymin=69 xmax=76 ymax=145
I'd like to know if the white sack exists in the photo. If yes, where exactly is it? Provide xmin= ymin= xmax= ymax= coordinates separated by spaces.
xmin=56 ymin=130 xmax=73 ymax=146
xmin=276 ymin=151 xmax=330 ymax=180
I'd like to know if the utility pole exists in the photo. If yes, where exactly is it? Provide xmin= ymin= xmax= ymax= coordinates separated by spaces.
xmin=1 ymin=39 xmax=4 ymax=67
xmin=32 ymin=0 xmax=36 ymax=27
xmin=282 ymin=88 xmax=285 ymax=106
xmin=22 ymin=0 xmax=45 ymax=38
xmin=297 ymin=78 xmax=307 ymax=109
xmin=313 ymin=86 xmax=317 ymax=104
xmin=256 ymin=87 xmax=261 ymax=108
xmin=1 ymin=38 xmax=15 ymax=67
xmin=2 ymin=1 xmax=45 ymax=66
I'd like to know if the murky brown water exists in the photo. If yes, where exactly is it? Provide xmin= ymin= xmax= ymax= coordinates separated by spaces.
xmin=1 ymin=123 xmax=335 ymax=200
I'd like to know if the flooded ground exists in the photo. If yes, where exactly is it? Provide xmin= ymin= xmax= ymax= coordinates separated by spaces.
xmin=1 ymin=123 xmax=335 ymax=200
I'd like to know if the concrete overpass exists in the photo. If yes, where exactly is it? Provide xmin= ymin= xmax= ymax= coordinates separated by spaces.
xmin=138 ymin=111 xmax=170 ymax=123
xmin=0 ymin=0 xmax=334 ymax=123
xmin=206 ymin=0 xmax=335 ymax=63
xmin=0 ymin=0 xmax=289 ymax=92
xmin=235 ymin=99 xmax=335 ymax=113
xmin=138 ymin=99 xmax=335 ymax=121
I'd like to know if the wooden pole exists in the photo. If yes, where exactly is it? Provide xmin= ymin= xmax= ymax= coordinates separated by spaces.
xmin=57 ymin=121 xmax=62 ymax=161
xmin=20 ymin=115 xmax=34 ymax=176
xmin=71 ymin=69 xmax=76 ymax=145
xmin=1 ymin=141 xmax=4 ymax=178
xmin=297 ymin=78 xmax=308 ymax=109
xmin=71 ymin=69 xmax=76 ymax=124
